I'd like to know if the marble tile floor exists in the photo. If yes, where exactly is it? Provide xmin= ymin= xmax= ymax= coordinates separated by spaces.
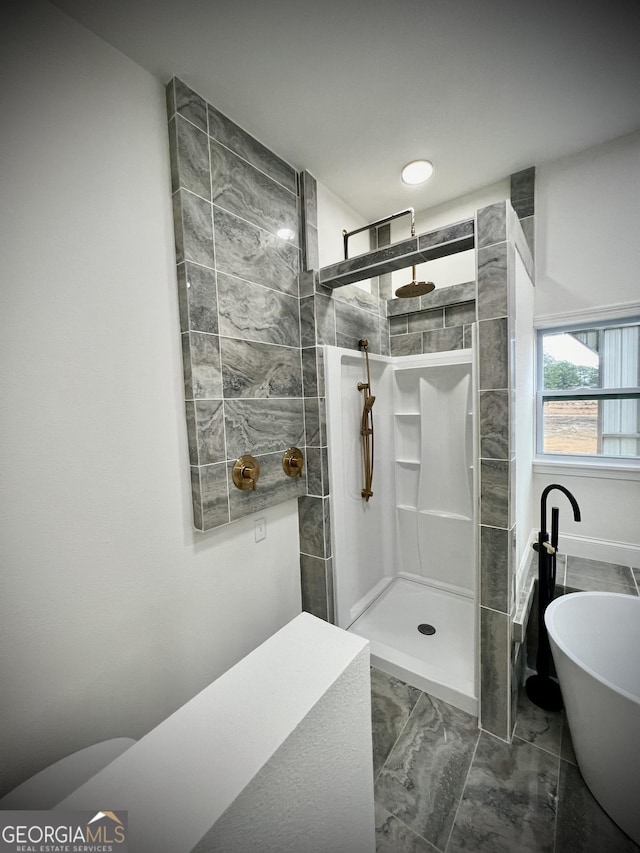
xmin=371 ymin=667 xmax=640 ymax=853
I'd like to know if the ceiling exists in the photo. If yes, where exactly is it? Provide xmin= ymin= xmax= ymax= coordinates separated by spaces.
xmin=52 ymin=0 xmax=640 ymax=221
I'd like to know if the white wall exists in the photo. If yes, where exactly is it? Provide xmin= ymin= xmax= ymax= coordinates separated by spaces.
xmin=535 ymin=130 xmax=640 ymax=320
xmin=0 ymin=0 xmax=301 ymax=796
xmin=533 ymin=130 xmax=640 ymax=549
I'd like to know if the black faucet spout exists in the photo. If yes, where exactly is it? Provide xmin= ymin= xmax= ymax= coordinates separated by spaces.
xmin=540 ymin=483 xmax=581 ymax=534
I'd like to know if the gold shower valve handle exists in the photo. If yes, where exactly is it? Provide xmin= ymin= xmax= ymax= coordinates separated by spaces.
xmin=232 ymin=455 xmax=260 ymax=491
xmin=282 ymin=447 xmax=304 ymax=477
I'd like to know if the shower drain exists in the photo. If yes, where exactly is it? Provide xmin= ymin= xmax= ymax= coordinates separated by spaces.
xmin=418 ymin=623 xmax=436 ymax=636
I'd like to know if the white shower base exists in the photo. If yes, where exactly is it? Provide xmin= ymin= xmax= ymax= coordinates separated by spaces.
xmin=349 ymin=576 xmax=477 ymax=715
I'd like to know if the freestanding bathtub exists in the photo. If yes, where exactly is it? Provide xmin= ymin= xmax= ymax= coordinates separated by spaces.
xmin=545 ymin=592 xmax=640 ymax=845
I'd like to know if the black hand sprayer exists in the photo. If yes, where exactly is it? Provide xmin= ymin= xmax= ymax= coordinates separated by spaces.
xmin=525 ymin=484 xmax=581 ymax=711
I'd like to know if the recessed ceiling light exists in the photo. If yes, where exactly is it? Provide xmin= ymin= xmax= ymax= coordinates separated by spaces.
xmin=277 ymin=227 xmax=296 ymax=241
xmin=401 ymin=160 xmax=434 ymax=186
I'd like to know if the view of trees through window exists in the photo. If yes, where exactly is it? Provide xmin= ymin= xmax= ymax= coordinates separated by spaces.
xmin=539 ymin=322 xmax=640 ymax=459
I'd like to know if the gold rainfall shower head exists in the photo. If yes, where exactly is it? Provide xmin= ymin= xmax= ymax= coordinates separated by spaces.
xmin=395 ymin=265 xmax=435 ymax=298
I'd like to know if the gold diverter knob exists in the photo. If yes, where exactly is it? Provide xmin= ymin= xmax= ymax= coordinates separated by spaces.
xmin=232 ymin=455 xmax=260 ymax=491
xmin=282 ymin=447 xmax=304 ymax=477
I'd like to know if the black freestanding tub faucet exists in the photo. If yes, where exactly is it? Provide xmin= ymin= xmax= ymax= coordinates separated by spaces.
xmin=526 ymin=483 xmax=581 ymax=711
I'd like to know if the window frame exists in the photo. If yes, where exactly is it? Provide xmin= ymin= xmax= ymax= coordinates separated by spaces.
xmin=535 ymin=315 xmax=640 ymax=470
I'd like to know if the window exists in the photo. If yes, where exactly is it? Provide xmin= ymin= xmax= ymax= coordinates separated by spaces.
xmin=536 ymin=318 xmax=640 ymax=461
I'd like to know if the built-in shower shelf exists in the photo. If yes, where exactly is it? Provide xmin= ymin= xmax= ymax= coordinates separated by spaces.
xmin=395 ymin=412 xmax=420 ymax=418
xmin=396 ymin=504 xmax=418 ymax=512
xmin=395 ymin=458 xmax=420 ymax=466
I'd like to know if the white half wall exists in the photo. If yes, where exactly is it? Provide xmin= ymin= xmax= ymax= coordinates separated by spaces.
xmin=0 ymin=0 xmax=301 ymax=797
xmin=60 ymin=614 xmax=375 ymax=853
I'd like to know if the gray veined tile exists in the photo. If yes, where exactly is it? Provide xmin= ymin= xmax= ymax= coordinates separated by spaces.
xmin=510 ymin=166 xmax=536 ymax=207
xmin=182 ymin=332 xmax=222 ymax=400
xmin=408 ymin=309 xmax=444 ymax=333
xmin=513 ymin=688 xmax=562 ymax=757
xmin=446 ymin=732 xmax=558 ymax=853
xmin=194 ymin=400 xmax=225 ymax=465
xmin=300 ymin=170 xmax=318 ymax=229
xmin=169 ymin=78 xmax=207 ymax=131
xmin=480 ymin=459 xmax=509 ymax=528
xmin=217 ymin=272 xmax=300 ymax=348
xmin=304 ymin=397 xmax=320 ymax=447
xmin=375 ymin=804 xmax=438 ymax=853
xmin=179 ymin=189 xmax=215 ymax=268
xmin=335 ymin=301 xmax=381 ymax=353
xmin=174 ymin=115 xmax=211 ymax=200
xmin=209 ymin=138 xmax=298 ymax=240
xmin=298 ymin=494 xmax=326 ymax=559
xmin=480 ymin=524 xmax=509 ymax=612
xmin=564 ymin=556 xmax=637 ymax=595
xmin=480 ymin=607 xmax=510 ymax=738
xmin=302 ymin=347 xmax=318 ymax=397
xmin=177 ymin=263 xmax=218 ymax=335
xmin=479 ymin=389 xmax=510 ymax=460
xmin=198 ymin=462 xmax=230 ymax=530
xmin=477 ymin=243 xmax=508 ymax=320
xmin=207 ymin=103 xmax=297 ymax=194
xmin=224 ymin=398 xmax=304 ymax=459
xmin=390 ymin=333 xmax=422 ymax=357
xmin=371 ymin=668 xmax=421 ymax=778
xmin=331 ymin=280 xmax=381 ymax=314
xmin=298 ymin=269 xmax=316 ymax=299
xmin=478 ymin=317 xmax=508 ymax=390
xmin=220 ymin=337 xmax=301 ymax=399
xmin=390 ymin=315 xmax=408 ymax=336
xmin=445 ymin=301 xmax=476 ymax=327
xmin=560 ymin=713 xmax=577 ymax=765
xmin=190 ymin=467 xmax=203 ymax=530
xmin=314 ymin=293 xmax=336 ymax=346
xmin=422 ymin=325 xmax=464 ymax=353
xmin=213 ymin=206 xmax=299 ymax=297
xmin=305 ymin=447 xmax=322 ymax=496
xmin=304 ymin=224 xmax=319 ymax=272
xmin=477 ymin=202 xmax=507 ymax=249
xmin=300 ymin=554 xmax=330 ymax=621
xmin=555 ymin=760 xmax=640 ymax=853
xmin=374 ymin=692 xmax=479 ymax=850
xmin=185 ymin=402 xmax=198 ymax=465
xmin=299 ymin=295 xmax=315 ymax=348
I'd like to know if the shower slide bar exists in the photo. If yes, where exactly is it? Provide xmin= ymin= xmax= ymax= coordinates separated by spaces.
xmin=358 ymin=339 xmax=375 ymax=501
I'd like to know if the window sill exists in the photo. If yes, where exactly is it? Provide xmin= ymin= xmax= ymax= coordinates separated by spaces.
xmin=533 ymin=456 xmax=640 ymax=481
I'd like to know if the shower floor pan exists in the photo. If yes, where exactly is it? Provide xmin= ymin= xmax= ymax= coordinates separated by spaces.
xmin=349 ymin=576 xmax=477 ymax=716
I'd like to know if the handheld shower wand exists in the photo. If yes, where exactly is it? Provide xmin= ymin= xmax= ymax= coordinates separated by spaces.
xmin=358 ymin=339 xmax=375 ymax=501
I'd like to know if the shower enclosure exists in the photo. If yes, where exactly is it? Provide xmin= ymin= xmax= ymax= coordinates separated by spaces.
xmin=325 ymin=344 xmax=478 ymax=715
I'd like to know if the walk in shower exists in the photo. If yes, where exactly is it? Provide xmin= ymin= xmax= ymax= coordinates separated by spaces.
xmin=325 ymin=344 xmax=478 ymax=715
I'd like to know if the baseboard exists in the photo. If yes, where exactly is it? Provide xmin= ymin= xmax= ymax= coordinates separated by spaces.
xmin=558 ymin=533 xmax=640 ymax=569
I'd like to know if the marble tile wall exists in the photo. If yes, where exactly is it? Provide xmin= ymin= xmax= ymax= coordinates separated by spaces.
xmin=511 ymin=166 xmax=535 ymax=254
xmin=476 ymin=196 xmax=536 ymax=742
xmin=388 ymin=281 xmax=476 ymax=356
xmin=168 ymin=78 xmax=305 ymax=530
xmin=476 ymin=200 xmax=517 ymax=742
